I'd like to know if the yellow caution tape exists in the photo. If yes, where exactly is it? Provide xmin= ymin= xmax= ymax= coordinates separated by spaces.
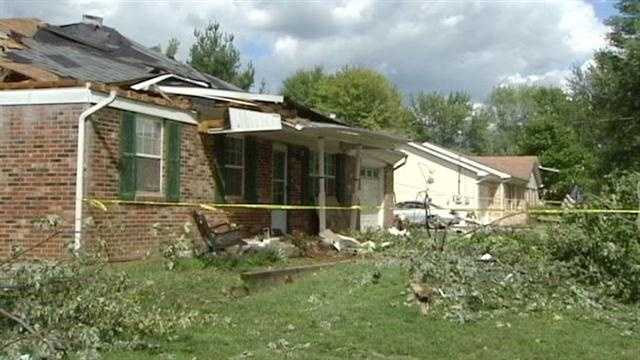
xmin=86 ymin=198 xmax=362 ymax=211
xmin=529 ymin=209 xmax=640 ymax=214
xmin=85 ymin=199 xmax=640 ymax=214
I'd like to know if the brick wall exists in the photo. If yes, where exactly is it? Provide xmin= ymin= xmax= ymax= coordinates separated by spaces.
xmin=0 ymin=104 xmax=85 ymax=259
xmin=1 ymin=103 xmax=357 ymax=260
xmin=85 ymin=107 xmax=229 ymax=260
xmin=84 ymin=108 xmax=322 ymax=260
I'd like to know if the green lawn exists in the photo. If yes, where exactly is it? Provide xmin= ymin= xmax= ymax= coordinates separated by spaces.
xmin=104 ymin=258 xmax=638 ymax=359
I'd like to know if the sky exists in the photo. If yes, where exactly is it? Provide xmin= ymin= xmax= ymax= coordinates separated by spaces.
xmin=1 ymin=0 xmax=618 ymax=101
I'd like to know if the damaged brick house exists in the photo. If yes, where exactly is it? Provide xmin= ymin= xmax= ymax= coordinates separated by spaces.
xmin=0 ymin=17 xmax=405 ymax=260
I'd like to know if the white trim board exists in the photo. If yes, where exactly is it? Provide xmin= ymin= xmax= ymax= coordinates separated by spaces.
xmin=405 ymin=142 xmax=511 ymax=180
xmin=418 ymin=141 xmax=511 ymax=179
xmin=156 ymin=85 xmax=284 ymax=104
xmin=0 ymin=87 xmax=198 ymax=124
xmin=130 ymin=74 xmax=209 ymax=90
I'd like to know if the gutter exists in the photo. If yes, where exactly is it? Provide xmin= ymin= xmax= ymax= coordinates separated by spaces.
xmin=393 ymin=154 xmax=408 ymax=171
xmin=539 ymin=165 xmax=560 ymax=173
xmin=74 ymin=88 xmax=117 ymax=251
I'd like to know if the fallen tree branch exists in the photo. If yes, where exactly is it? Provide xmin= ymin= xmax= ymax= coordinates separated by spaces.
xmin=461 ymin=210 xmax=527 ymax=237
xmin=0 ymin=307 xmax=59 ymax=355
xmin=0 ymin=230 xmax=63 ymax=269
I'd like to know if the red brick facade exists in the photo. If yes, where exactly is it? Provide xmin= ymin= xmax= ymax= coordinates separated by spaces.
xmin=83 ymin=107 xmax=325 ymax=260
xmin=0 ymin=104 xmax=85 ymax=259
xmin=1 ymin=103 xmax=359 ymax=260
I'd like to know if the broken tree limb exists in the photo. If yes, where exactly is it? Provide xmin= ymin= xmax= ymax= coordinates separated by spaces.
xmin=0 ymin=307 xmax=60 ymax=354
xmin=461 ymin=210 xmax=527 ymax=237
xmin=0 ymin=230 xmax=62 ymax=270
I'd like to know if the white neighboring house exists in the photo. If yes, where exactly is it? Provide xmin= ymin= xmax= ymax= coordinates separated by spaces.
xmin=394 ymin=142 xmax=543 ymax=225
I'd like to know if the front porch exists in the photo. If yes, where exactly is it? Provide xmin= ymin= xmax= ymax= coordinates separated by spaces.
xmin=477 ymin=179 xmax=531 ymax=225
xmin=207 ymin=112 xmax=405 ymax=236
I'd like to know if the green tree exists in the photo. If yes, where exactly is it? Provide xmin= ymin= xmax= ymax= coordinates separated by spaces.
xmin=516 ymin=89 xmax=596 ymax=198
xmin=409 ymin=91 xmax=472 ymax=149
xmin=482 ymin=86 xmax=541 ymax=154
xmin=465 ymin=108 xmax=492 ymax=155
xmin=189 ymin=21 xmax=255 ymax=90
xmin=165 ymin=37 xmax=180 ymax=59
xmin=568 ymin=0 xmax=640 ymax=175
xmin=476 ymin=85 xmax=597 ymax=197
xmin=282 ymin=67 xmax=325 ymax=105
xmin=281 ymin=66 xmax=409 ymax=133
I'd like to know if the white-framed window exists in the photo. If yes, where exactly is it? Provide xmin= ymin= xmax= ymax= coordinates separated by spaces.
xmin=224 ymin=136 xmax=245 ymax=197
xmin=272 ymin=144 xmax=287 ymax=205
xmin=135 ymin=115 xmax=163 ymax=194
xmin=360 ymin=167 xmax=380 ymax=180
xmin=309 ymin=152 xmax=336 ymax=197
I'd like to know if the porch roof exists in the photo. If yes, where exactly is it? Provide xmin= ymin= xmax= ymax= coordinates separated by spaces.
xmin=283 ymin=119 xmax=406 ymax=151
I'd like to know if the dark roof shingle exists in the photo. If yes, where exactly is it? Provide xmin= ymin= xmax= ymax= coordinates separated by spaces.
xmin=1 ymin=19 xmax=243 ymax=91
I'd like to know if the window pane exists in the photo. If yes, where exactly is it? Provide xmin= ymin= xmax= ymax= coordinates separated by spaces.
xmin=327 ymin=178 xmax=335 ymax=196
xmin=325 ymin=154 xmax=335 ymax=176
xmin=135 ymin=116 xmax=161 ymax=156
xmin=225 ymin=137 xmax=244 ymax=166
xmin=136 ymin=157 xmax=161 ymax=192
xmin=273 ymin=180 xmax=285 ymax=204
xmin=224 ymin=167 xmax=243 ymax=196
xmin=273 ymin=151 xmax=286 ymax=180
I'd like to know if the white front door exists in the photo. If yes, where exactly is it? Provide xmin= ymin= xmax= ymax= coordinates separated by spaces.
xmin=360 ymin=167 xmax=384 ymax=230
xmin=271 ymin=144 xmax=287 ymax=235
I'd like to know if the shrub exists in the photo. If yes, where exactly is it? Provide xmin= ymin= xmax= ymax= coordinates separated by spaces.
xmin=0 ymin=221 xmax=209 ymax=359
xmin=548 ymin=171 xmax=640 ymax=302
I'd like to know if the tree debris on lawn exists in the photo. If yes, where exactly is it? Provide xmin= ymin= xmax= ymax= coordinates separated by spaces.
xmin=400 ymin=226 xmax=639 ymax=332
xmin=242 ymin=237 xmax=302 ymax=258
xmin=408 ymin=282 xmax=435 ymax=315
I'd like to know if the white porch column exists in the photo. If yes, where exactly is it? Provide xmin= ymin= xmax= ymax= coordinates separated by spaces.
xmin=350 ymin=145 xmax=362 ymax=231
xmin=499 ymin=182 xmax=506 ymax=218
xmin=318 ymin=138 xmax=326 ymax=232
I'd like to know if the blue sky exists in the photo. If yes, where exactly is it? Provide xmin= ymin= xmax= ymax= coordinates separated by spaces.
xmin=589 ymin=0 xmax=618 ymax=19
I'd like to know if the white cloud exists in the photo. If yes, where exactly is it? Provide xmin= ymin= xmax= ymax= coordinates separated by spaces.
xmin=442 ymin=15 xmax=464 ymax=27
xmin=332 ymin=0 xmax=373 ymax=23
xmin=1 ymin=0 xmax=609 ymax=100
xmin=274 ymin=36 xmax=299 ymax=58
xmin=499 ymin=69 xmax=573 ymax=89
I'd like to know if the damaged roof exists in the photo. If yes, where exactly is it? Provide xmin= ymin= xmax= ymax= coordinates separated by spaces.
xmin=470 ymin=156 xmax=540 ymax=181
xmin=0 ymin=17 xmax=242 ymax=91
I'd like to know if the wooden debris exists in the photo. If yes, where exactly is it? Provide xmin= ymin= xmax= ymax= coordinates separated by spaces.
xmin=410 ymin=282 xmax=435 ymax=315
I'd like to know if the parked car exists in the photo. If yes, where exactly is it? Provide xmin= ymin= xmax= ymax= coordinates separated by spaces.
xmin=394 ymin=201 xmax=463 ymax=227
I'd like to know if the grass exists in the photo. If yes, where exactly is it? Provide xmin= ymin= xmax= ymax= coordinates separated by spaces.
xmin=104 ymin=257 xmax=638 ymax=359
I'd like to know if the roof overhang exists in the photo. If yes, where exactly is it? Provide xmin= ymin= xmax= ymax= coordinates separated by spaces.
xmin=284 ymin=120 xmax=406 ymax=150
xmin=153 ymin=85 xmax=284 ymax=104
xmin=363 ymin=149 xmax=406 ymax=165
xmin=0 ymin=86 xmax=197 ymax=124
xmin=405 ymin=142 xmax=512 ymax=180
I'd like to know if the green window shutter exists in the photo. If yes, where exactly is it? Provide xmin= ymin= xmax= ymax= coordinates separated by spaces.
xmin=244 ymin=137 xmax=258 ymax=203
xmin=302 ymin=148 xmax=312 ymax=205
xmin=213 ymin=135 xmax=227 ymax=203
xmin=119 ymin=111 xmax=136 ymax=200
xmin=335 ymin=154 xmax=346 ymax=205
xmin=165 ymin=121 xmax=182 ymax=202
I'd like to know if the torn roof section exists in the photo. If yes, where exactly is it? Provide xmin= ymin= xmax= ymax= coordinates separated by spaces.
xmin=0 ymin=17 xmax=241 ymax=91
xmin=0 ymin=16 xmax=408 ymax=163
